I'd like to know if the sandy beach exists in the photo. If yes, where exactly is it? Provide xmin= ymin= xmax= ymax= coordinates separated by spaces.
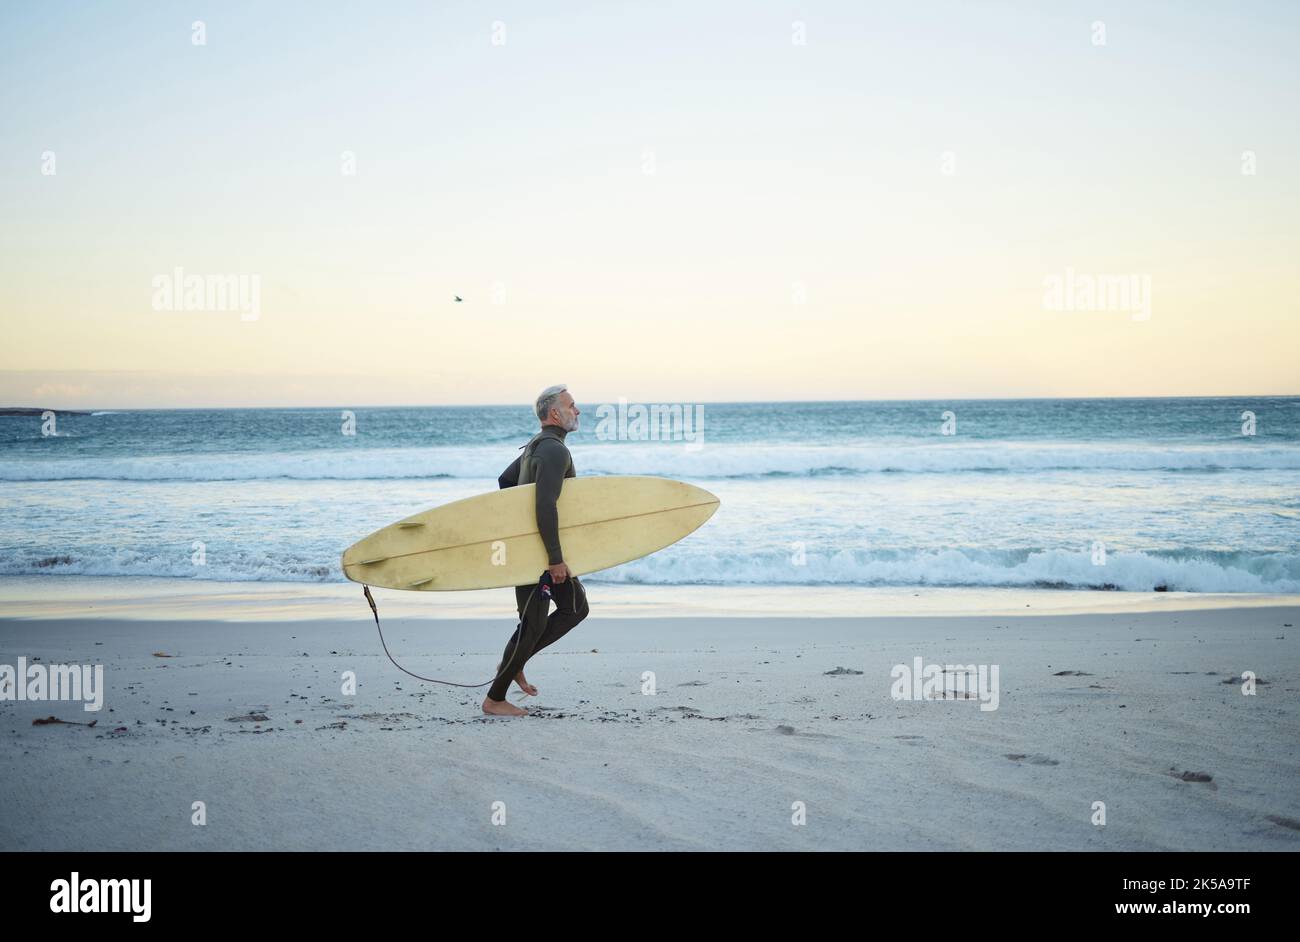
xmin=3 ymin=602 xmax=1297 ymax=851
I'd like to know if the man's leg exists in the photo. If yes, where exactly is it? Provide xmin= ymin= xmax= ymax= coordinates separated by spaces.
xmin=531 ymin=577 xmax=590 ymax=654
xmin=486 ymin=582 xmax=550 ymax=703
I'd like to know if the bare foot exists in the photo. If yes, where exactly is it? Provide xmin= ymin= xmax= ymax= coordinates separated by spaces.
xmin=482 ymin=696 xmax=529 ymax=717
xmin=497 ymin=661 xmax=538 ymax=697
xmin=515 ymin=672 xmax=538 ymax=696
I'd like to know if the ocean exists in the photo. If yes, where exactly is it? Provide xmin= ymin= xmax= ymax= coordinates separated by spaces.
xmin=2 ymin=398 xmax=1298 ymax=595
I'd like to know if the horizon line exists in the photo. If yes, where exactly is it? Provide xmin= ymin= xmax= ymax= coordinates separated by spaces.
xmin=4 ymin=393 xmax=1299 ymax=413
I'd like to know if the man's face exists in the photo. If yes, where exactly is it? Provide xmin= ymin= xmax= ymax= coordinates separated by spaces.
xmin=552 ymin=391 xmax=580 ymax=432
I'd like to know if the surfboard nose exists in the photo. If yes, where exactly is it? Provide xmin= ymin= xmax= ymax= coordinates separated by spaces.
xmin=677 ymin=480 xmax=720 ymax=519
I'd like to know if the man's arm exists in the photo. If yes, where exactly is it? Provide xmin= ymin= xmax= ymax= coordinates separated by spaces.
xmin=532 ymin=438 xmax=568 ymax=566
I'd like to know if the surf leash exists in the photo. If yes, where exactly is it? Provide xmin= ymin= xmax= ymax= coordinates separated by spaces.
xmin=362 ymin=575 xmax=552 ymax=693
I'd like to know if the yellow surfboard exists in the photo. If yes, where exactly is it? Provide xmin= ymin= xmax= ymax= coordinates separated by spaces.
xmin=341 ymin=475 xmax=720 ymax=591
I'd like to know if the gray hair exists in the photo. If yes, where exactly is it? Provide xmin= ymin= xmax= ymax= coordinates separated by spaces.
xmin=535 ymin=384 xmax=568 ymax=422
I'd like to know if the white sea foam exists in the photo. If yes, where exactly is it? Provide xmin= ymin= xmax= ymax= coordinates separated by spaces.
xmin=3 ymin=546 xmax=1296 ymax=593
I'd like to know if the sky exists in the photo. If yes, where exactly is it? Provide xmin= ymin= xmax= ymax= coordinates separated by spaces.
xmin=1 ymin=0 xmax=1297 ymax=408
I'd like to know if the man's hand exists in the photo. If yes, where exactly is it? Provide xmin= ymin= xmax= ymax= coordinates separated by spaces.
xmin=547 ymin=562 xmax=571 ymax=584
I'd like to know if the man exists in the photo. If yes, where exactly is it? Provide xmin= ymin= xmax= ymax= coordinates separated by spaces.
xmin=483 ymin=385 xmax=590 ymax=717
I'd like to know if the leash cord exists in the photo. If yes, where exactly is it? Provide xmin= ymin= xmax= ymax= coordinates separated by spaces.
xmin=363 ymin=583 xmax=539 ymax=691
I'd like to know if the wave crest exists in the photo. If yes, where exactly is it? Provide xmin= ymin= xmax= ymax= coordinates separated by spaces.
xmin=3 ymin=441 xmax=1298 ymax=481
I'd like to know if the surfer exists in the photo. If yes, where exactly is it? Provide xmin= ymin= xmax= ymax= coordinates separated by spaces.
xmin=483 ymin=385 xmax=589 ymax=716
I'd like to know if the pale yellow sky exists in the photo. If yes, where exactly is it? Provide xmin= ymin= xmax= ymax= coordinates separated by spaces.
xmin=2 ymin=1 xmax=1297 ymax=408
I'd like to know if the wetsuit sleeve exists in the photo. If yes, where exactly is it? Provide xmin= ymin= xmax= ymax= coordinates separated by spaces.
xmin=498 ymin=454 xmax=522 ymax=489
xmin=532 ymin=438 xmax=568 ymax=565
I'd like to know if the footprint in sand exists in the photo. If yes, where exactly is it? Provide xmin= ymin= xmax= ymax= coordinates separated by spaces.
xmin=1004 ymin=753 xmax=1060 ymax=766
xmin=770 ymin=724 xmax=838 ymax=739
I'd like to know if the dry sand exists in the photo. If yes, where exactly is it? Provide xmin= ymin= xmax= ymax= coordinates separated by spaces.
xmin=2 ymin=605 xmax=1298 ymax=850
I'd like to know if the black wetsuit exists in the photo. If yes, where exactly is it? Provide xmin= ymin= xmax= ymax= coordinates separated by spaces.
xmin=489 ymin=424 xmax=589 ymax=701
